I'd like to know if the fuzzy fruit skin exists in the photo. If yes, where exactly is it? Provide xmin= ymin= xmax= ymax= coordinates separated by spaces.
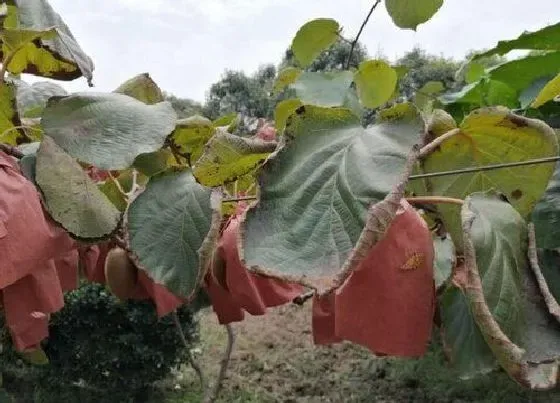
xmin=104 ymin=247 xmax=138 ymax=301
xmin=428 ymin=109 xmax=457 ymax=137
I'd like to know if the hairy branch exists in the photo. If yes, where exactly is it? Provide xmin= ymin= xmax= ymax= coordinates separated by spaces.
xmin=406 ymin=196 xmax=464 ymax=206
xmin=346 ymin=0 xmax=382 ymax=69
xmin=173 ymin=311 xmax=207 ymax=391
xmin=418 ymin=128 xmax=461 ymax=159
xmin=527 ymin=223 xmax=560 ymax=323
xmin=204 ymin=324 xmax=236 ymax=403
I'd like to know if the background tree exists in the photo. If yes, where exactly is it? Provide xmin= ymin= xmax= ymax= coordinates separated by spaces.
xmin=163 ymin=92 xmax=203 ymax=118
xmin=280 ymin=38 xmax=369 ymax=71
xmin=202 ymin=64 xmax=277 ymax=120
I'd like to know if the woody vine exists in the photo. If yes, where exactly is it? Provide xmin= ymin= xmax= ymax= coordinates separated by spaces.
xmin=1 ymin=0 xmax=560 ymax=401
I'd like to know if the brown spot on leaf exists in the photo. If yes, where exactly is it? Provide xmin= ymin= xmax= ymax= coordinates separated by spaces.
xmin=295 ymin=106 xmax=306 ymax=115
xmin=511 ymin=189 xmax=523 ymax=200
xmin=508 ymin=114 xmax=529 ymax=128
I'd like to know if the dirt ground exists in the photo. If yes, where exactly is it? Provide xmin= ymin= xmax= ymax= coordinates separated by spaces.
xmin=163 ymin=304 xmax=560 ymax=403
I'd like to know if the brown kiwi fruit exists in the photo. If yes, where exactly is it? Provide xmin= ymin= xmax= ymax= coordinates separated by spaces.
xmin=104 ymin=247 xmax=138 ymax=301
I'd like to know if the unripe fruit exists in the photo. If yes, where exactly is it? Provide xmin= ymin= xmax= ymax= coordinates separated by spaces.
xmin=428 ymin=109 xmax=457 ymax=137
xmin=104 ymin=247 xmax=138 ymax=301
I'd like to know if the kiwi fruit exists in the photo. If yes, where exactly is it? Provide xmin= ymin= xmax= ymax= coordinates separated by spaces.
xmin=104 ymin=247 xmax=138 ymax=301
xmin=428 ymin=109 xmax=457 ymax=137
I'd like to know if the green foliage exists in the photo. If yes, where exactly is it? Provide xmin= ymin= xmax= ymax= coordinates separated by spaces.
xmin=1 ymin=283 xmax=200 ymax=403
xmin=127 ymin=169 xmax=215 ymax=298
xmin=41 ymin=92 xmax=177 ymax=170
xmin=290 ymin=18 xmax=340 ymax=68
xmin=3 ymin=0 xmax=560 ymax=396
xmin=36 ymin=136 xmax=121 ymax=240
xmin=354 ymin=60 xmax=397 ymax=108
xmin=472 ymin=22 xmax=560 ymax=60
xmin=241 ymin=104 xmax=423 ymax=286
xmin=291 ymin=70 xmax=354 ymax=107
xmin=422 ymin=108 xmax=558 ymax=245
xmin=385 ymin=0 xmax=444 ymax=30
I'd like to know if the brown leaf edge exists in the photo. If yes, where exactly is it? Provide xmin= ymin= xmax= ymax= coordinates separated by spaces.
xmin=457 ymin=198 xmax=560 ymax=390
xmin=235 ymin=143 xmax=422 ymax=294
xmin=123 ymin=173 xmax=223 ymax=302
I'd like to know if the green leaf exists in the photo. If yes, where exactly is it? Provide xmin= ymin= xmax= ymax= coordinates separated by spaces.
xmin=35 ymin=136 xmax=121 ymax=240
xmin=291 ymin=18 xmax=339 ymax=68
xmin=433 ymin=234 xmax=455 ymax=288
xmin=421 ymin=107 xmax=558 ymax=247
xmin=465 ymin=62 xmax=485 ymax=84
xmin=414 ymin=80 xmax=445 ymax=111
xmin=114 ymin=73 xmax=164 ymax=105
xmin=354 ymin=60 xmax=397 ymax=109
xmin=385 ymin=0 xmax=444 ymax=30
xmin=0 ymin=81 xmax=23 ymax=145
xmin=127 ymin=169 xmax=215 ymax=298
xmin=532 ymin=73 xmax=560 ymax=108
xmin=98 ymin=180 xmax=127 ymax=212
xmin=11 ymin=77 xmax=67 ymax=118
xmin=274 ymin=98 xmax=303 ymax=133
xmin=1 ymin=27 xmax=56 ymax=51
xmin=133 ymin=149 xmax=174 ymax=177
xmin=472 ymin=22 xmax=560 ymax=60
xmin=442 ymin=52 xmax=560 ymax=112
xmin=441 ymin=191 xmax=526 ymax=377
xmin=532 ymin=163 xmax=560 ymax=249
xmin=172 ymin=115 xmax=215 ymax=164
xmin=212 ymin=113 xmax=237 ymax=128
xmin=518 ymin=76 xmax=554 ymax=109
xmin=291 ymin=71 xmax=354 ymax=107
xmin=240 ymin=104 xmax=423 ymax=282
xmin=273 ymin=67 xmax=302 ymax=95
xmin=1 ymin=1 xmax=94 ymax=84
xmin=193 ymin=132 xmax=277 ymax=187
xmin=41 ymin=92 xmax=176 ymax=170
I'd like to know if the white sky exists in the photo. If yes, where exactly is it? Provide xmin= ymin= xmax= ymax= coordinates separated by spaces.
xmin=29 ymin=0 xmax=558 ymax=103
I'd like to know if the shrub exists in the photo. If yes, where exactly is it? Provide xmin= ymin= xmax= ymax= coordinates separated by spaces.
xmin=1 ymin=282 xmax=206 ymax=402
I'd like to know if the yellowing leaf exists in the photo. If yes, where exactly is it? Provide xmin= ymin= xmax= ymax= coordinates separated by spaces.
xmin=172 ymin=115 xmax=215 ymax=164
xmin=354 ymin=60 xmax=397 ymax=109
xmin=385 ymin=0 xmax=444 ymax=30
xmin=273 ymin=67 xmax=302 ymax=95
xmin=193 ymin=132 xmax=277 ymax=187
xmin=114 ymin=73 xmax=164 ymax=105
xmin=531 ymin=73 xmax=560 ymax=108
xmin=274 ymin=98 xmax=303 ymax=133
xmin=291 ymin=18 xmax=339 ymax=68
xmin=422 ymin=107 xmax=558 ymax=248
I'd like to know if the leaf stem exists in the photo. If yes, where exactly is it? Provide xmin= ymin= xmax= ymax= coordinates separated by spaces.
xmin=0 ymin=50 xmax=17 ymax=86
xmin=406 ymin=196 xmax=464 ymax=206
xmin=346 ymin=0 xmax=382 ymax=69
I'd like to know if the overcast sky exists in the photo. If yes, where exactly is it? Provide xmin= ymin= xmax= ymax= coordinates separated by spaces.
xmin=32 ymin=0 xmax=557 ymax=103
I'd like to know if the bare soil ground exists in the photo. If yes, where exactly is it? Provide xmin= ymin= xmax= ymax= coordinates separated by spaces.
xmin=164 ymin=304 xmax=560 ymax=403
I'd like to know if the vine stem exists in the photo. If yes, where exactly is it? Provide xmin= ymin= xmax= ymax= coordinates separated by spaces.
xmin=204 ymin=324 xmax=236 ymax=403
xmin=172 ymin=311 xmax=207 ymax=392
xmin=345 ymin=0 xmax=382 ymax=69
xmin=406 ymin=196 xmax=464 ymax=206
xmin=418 ymin=128 xmax=461 ymax=158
